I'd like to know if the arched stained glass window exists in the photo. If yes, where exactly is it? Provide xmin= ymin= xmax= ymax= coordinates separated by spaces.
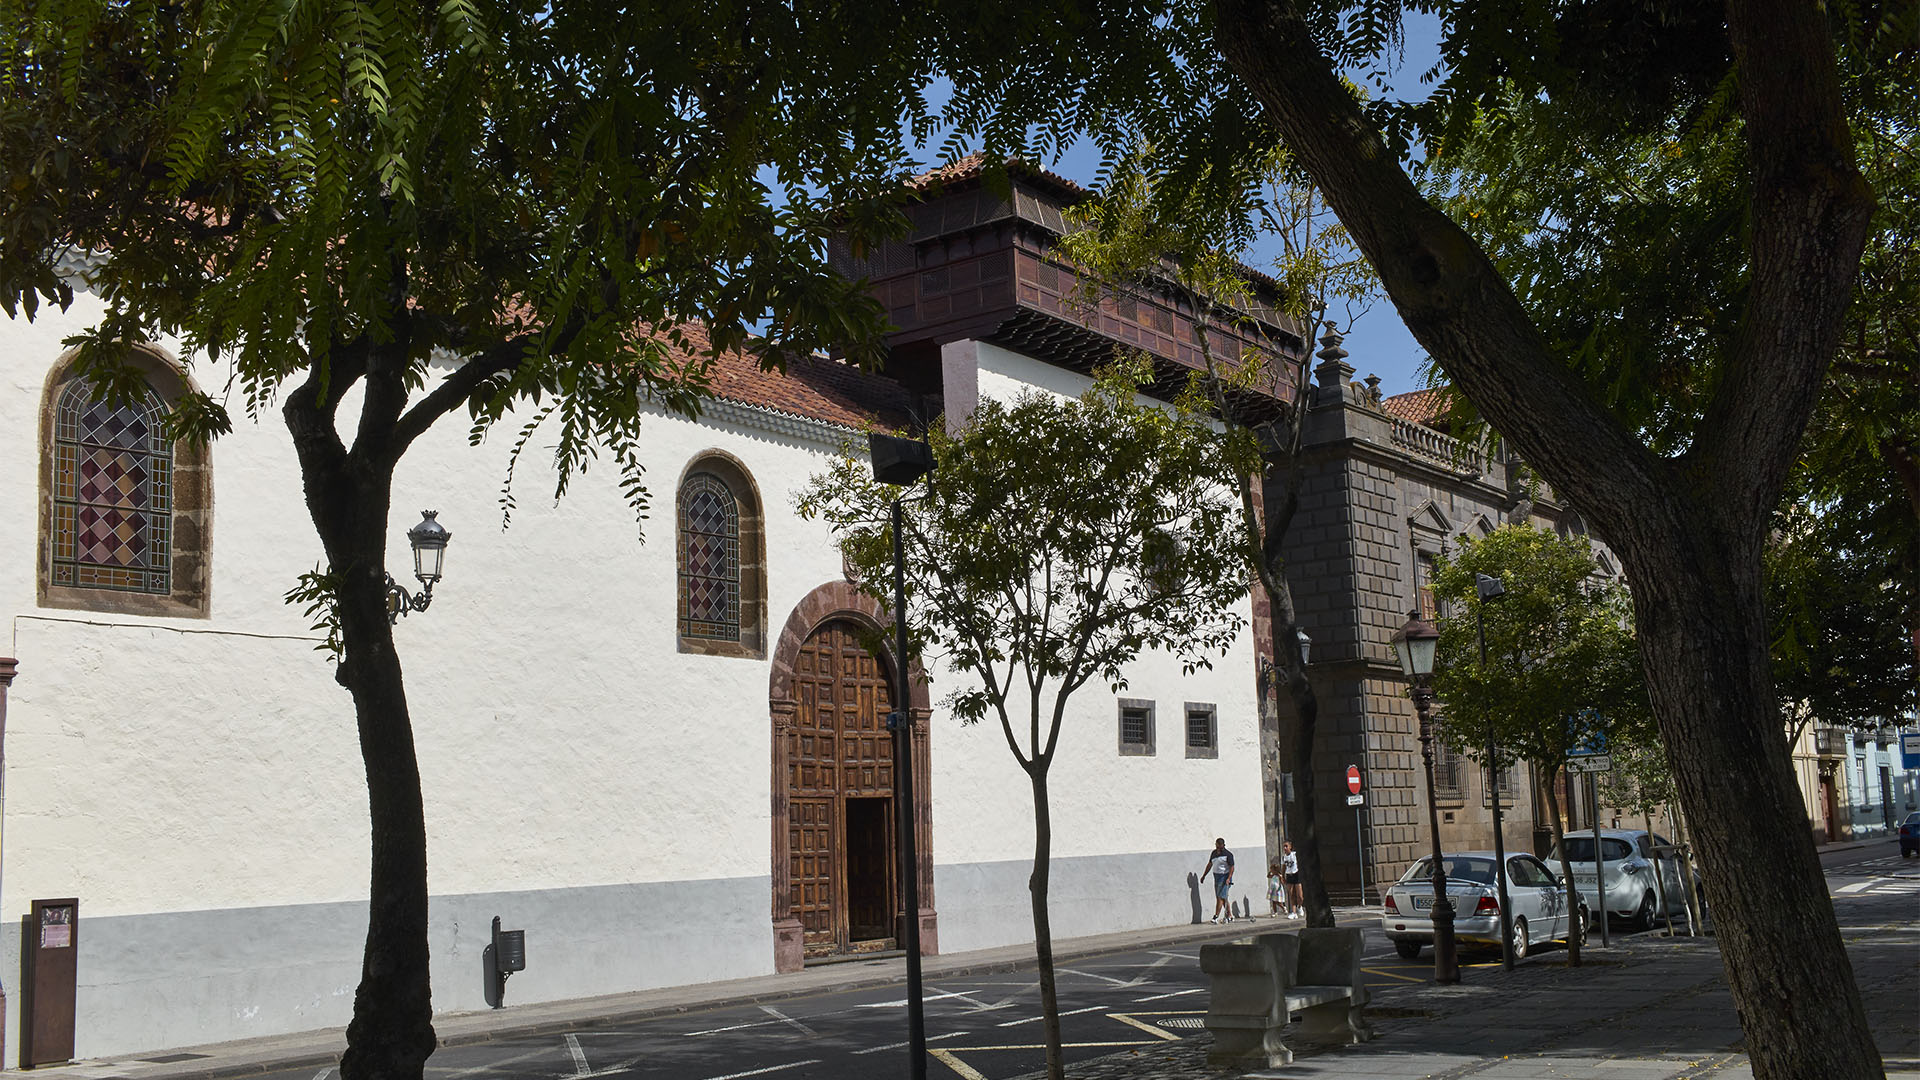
xmin=680 ymin=472 xmax=740 ymax=640
xmin=51 ymin=379 xmax=173 ymax=594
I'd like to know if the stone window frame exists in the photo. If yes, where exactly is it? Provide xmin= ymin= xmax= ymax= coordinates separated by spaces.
xmin=38 ymin=345 xmax=212 ymax=619
xmin=675 ymin=450 xmax=767 ymax=658
xmin=1481 ymin=753 xmax=1522 ymax=808
xmin=1183 ymin=701 xmax=1218 ymax=759
xmin=1117 ymin=697 xmax=1156 ymax=756
xmin=1428 ymin=723 xmax=1467 ymax=805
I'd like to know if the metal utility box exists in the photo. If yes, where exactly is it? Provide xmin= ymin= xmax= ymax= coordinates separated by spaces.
xmin=22 ymin=898 xmax=78 ymax=1068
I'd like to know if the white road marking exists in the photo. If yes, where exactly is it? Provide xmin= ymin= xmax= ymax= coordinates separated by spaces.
xmin=683 ymin=1017 xmax=793 ymax=1037
xmin=995 ymin=1003 xmax=1105 ymax=1027
xmin=757 ymin=1005 xmax=817 ymax=1037
xmin=312 ymin=1069 xmax=334 ymax=1080
xmin=433 ymin=1045 xmax=565 ymax=1077
xmin=850 ymin=1030 xmax=968 ymax=1055
xmin=1131 ymin=987 xmax=1204 ymax=1002
xmin=1836 ymin=881 xmax=1873 ymax=894
xmin=1149 ymin=950 xmax=1199 ymax=961
xmin=854 ymin=988 xmax=981 ymax=1009
xmin=698 ymin=1061 xmax=821 ymax=1080
xmin=1057 ymin=967 xmax=1142 ymax=987
xmin=564 ymin=1035 xmax=590 ymax=1078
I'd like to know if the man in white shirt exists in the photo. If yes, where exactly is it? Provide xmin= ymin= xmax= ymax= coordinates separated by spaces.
xmin=1201 ymin=838 xmax=1236 ymax=923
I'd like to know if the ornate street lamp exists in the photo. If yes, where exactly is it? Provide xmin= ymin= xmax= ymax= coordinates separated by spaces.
xmin=1474 ymin=572 xmax=1516 ymax=970
xmin=386 ymin=510 xmax=451 ymax=625
xmin=1392 ymin=609 xmax=1459 ymax=984
xmin=868 ymin=431 xmax=933 ymax=1080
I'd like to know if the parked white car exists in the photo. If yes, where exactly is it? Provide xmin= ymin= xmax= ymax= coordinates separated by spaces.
xmin=1548 ymin=828 xmax=1693 ymax=930
xmin=1381 ymin=851 xmax=1588 ymax=960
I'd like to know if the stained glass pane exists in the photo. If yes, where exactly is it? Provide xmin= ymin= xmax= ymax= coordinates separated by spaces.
xmin=51 ymin=379 xmax=172 ymax=595
xmin=679 ymin=472 xmax=740 ymax=640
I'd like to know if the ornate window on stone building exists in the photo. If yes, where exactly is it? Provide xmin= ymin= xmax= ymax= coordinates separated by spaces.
xmin=39 ymin=348 xmax=212 ymax=618
xmin=1184 ymin=702 xmax=1218 ymax=759
xmin=1117 ymin=698 xmax=1156 ymax=756
xmin=675 ymin=453 xmax=766 ymax=657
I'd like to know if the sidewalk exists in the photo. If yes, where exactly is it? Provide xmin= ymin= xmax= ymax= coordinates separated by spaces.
xmin=42 ymin=913 xmax=1292 ymax=1080
xmin=1042 ymin=903 xmax=1920 ymax=1080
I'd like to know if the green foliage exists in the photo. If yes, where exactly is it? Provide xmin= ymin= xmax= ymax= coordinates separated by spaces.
xmin=285 ymin=566 xmax=346 ymax=662
xmin=0 ymin=0 xmax=934 ymax=518
xmin=1429 ymin=525 xmax=1653 ymax=771
xmin=797 ymin=361 xmax=1249 ymax=767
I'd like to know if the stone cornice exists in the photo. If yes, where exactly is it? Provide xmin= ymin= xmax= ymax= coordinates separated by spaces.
xmin=696 ymin=397 xmax=864 ymax=451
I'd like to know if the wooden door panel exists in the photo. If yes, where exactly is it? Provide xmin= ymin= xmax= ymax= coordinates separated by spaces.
xmin=788 ymin=619 xmax=896 ymax=956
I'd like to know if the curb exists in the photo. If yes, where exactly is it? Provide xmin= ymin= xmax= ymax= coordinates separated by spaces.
xmin=109 ymin=917 xmax=1350 ymax=1080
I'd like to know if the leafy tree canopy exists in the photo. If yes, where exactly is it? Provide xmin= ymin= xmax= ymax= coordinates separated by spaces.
xmin=1430 ymin=525 xmax=1652 ymax=769
xmin=1 ymin=0 xmax=936 ymax=496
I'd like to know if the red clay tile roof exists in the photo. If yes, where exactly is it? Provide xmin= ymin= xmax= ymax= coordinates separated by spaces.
xmin=1381 ymin=387 xmax=1451 ymax=428
xmin=665 ymin=322 xmax=916 ymax=432
xmin=906 ymin=153 xmax=1089 ymax=198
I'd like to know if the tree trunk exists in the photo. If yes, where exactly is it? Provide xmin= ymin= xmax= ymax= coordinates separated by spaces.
xmin=1541 ymin=764 xmax=1580 ymax=967
xmin=1213 ymin=1 xmax=1880 ymax=1072
xmin=285 ymin=383 xmax=436 ymax=1080
xmin=1619 ymin=517 xmax=1878 ymax=1078
xmin=1027 ymin=766 xmax=1065 ymax=1080
xmin=1279 ymin=655 xmax=1334 ymax=926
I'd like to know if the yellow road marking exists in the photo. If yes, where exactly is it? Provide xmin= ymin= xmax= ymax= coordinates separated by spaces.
xmin=929 ymin=1049 xmax=991 ymax=1080
xmin=1104 ymin=1013 xmax=1181 ymax=1041
xmin=1362 ymin=966 xmax=1426 ymax=983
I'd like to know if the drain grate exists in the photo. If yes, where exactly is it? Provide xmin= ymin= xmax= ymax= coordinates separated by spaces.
xmin=1156 ymin=1017 xmax=1207 ymax=1030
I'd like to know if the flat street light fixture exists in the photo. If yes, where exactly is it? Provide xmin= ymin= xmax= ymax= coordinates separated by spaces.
xmin=387 ymin=510 xmax=451 ymax=624
xmin=868 ymin=431 xmax=932 ymax=1080
xmin=1392 ymin=610 xmax=1459 ymax=984
xmin=1474 ymin=572 xmax=1517 ymax=970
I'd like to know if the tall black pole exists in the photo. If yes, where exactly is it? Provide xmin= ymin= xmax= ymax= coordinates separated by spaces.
xmin=889 ymin=496 xmax=928 ymax=1080
xmin=1414 ymin=683 xmax=1460 ymax=984
xmin=1481 ymin=606 xmax=1515 ymax=970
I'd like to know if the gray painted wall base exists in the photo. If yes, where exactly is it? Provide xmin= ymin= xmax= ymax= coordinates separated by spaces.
xmin=4 ymin=847 xmax=1261 ymax=1062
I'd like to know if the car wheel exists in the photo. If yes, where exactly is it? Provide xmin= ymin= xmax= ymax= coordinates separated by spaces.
xmin=1511 ymin=916 xmax=1529 ymax=960
xmin=1395 ymin=940 xmax=1422 ymax=960
xmin=1632 ymin=892 xmax=1657 ymax=931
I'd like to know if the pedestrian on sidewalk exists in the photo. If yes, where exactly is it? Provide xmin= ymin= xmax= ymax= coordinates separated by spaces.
xmin=1202 ymin=838 xmax=1236 ymax=923
xmin=1268 ymin=861 xmax=1284 ymax=917
xmin=1282 ymin=841 xmax=1303 ymax=919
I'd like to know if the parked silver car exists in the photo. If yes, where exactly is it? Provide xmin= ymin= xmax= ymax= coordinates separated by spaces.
xmin=1548 ymin=828 xmax=1692 ymax=930
xmin=1381 ymin=851 xmax=1588 ymax=960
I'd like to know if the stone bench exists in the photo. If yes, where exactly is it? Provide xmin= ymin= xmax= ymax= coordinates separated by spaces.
xmin=1200 ymin=927 xmax=1375 ymax=1067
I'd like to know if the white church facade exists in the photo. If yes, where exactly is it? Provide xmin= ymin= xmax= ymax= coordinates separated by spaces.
xmin=0 ymin=164 xmax=1279 ymax=1060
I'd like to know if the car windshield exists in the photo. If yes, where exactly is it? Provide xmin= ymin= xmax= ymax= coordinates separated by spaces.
xmin=1400 ymin=856 xmax=1497 ymax=885
xmin=1905 ymin=811 xmax=1920 ymax=826
xmin=1550 ymin=837 xmax=1635 ymax=862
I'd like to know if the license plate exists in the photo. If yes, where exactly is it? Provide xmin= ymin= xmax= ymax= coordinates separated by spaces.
xmin=1411 ymin=895 xmax=1435 ymax=911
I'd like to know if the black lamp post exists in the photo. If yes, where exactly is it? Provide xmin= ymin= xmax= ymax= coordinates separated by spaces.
xmin=868 ymin=432 xmax=933 ymax=1080
xmin=1475 ymin=572 xmax=1516 ymax=970
xmin=1393 ymin=609 xmax=1458 ymax=984
xmin=386 ymin=510 xmax=451 ymax=624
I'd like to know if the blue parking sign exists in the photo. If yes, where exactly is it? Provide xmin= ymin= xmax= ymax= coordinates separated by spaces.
xmin=1901 ymin=731 xmax=1920 ymax=769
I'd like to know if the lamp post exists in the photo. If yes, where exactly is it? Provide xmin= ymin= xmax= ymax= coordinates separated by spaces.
xmin=1475 ymin=572 xmax=1516 ymax=970
xmin=1392 ymin=610 xmax=1458 ymax=984
xmin=386 ymin=510 xmax=451 ymax=624
xmin=868 ymin=432 xmax=933 ymax=1080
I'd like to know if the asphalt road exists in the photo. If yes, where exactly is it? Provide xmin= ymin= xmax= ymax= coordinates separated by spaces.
xmin=261 ymin=847 xmax=1913 ymax=1080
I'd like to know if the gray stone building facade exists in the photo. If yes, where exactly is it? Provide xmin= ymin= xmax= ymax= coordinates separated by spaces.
xmin=1264 ymin=332 xmax=1613 ymax=902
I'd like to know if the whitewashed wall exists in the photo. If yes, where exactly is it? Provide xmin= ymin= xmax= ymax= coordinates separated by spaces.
xmin=0 ymin=302 xmax=1265 ymax=1060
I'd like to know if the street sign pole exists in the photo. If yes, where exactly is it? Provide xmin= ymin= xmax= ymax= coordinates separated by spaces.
xmin=1347 ymin=765 xmax=1366 ymax=906
xmin=1591 ymin=772 xmax=1609 ymax=949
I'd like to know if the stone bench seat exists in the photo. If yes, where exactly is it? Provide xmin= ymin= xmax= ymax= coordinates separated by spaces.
xmin=1201 ymin=927 xmax=1375 ymax=1068
xmin=1284 ymin=984 xmax=1351 ymax=1010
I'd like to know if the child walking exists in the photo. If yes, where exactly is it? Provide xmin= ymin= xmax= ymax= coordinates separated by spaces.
xmin=1267 ymin=862 xmax=1284 ymax=917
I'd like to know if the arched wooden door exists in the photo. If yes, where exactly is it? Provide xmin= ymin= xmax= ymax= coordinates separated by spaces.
xmin=789 ymin=619 xmax=898 ymax=957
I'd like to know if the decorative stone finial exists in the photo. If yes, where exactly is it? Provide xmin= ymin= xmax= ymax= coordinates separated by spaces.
xmin=1313 ymin=320 xmax=1355 ymax=389
xmin=1363 ymin=373 xmax=1383 ymax=406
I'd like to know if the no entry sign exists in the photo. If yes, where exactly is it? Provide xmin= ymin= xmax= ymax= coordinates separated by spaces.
xmin=1346 ymin=765 xmax=1362 ymax=794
